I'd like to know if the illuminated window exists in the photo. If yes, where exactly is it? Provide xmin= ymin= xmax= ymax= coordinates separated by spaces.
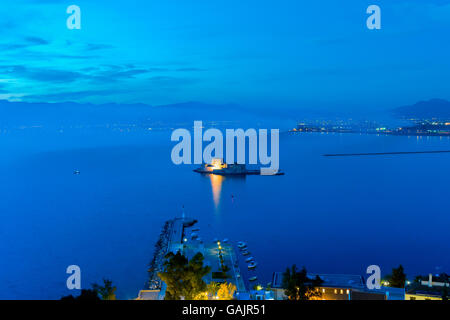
xmin=322 ymin=289 xmax=325 ymax=293
xmin=334 ymin=289 xmax=337 ymax=294
xmin=340 ymin=289 xmax=343 ymax=294
xmin=346 ymin=290 xmax=350 ymax=294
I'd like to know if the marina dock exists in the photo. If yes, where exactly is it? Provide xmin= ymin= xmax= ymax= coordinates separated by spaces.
xmin=140 ymin=216 xmax=246 ymax=299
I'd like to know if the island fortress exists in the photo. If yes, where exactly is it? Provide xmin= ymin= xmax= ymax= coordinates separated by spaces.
xmin=170 ymin=121 xmax=280 ymax=175
xmin=194 ymin=158 xmax=284 ymax=176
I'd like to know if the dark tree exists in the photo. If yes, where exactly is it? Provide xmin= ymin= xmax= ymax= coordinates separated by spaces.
xmin=92 ymin=279 xmax=117 ymax=300
xmin=389 ymin=265 xmax=407 ymax=288
xmin=61 ymin=289 xmax=101 ymax=301
xmin=413 ymin=275 xmax=422 ymax=284
xmin=158 ymin=252 xmax=188 ymax=300
xmin=282 ymin=265 xmax=323 ymax=300
xmin=442 ymin=286 xmax=448 ymax=301
xmin=158 ymin=251 xmax=211 ymax=300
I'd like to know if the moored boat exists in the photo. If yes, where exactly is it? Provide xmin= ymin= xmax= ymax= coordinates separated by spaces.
xmin=237 ymin=241 xmax=247 ymax=248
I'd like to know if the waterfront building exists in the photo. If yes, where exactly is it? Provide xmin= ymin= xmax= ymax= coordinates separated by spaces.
xmin=376 ymin=286 xmax=405 ymax=300
xmin=270 ymin=272 xmax=288 ymax=300
xmin=270 ymin=272 xmax=399 ymax=300
xmin=136 ymin=290 xmax=161 ymax=300
xmin=194 ymin=158 xmax=250 ymax=175
xmin=405 ymin=273 xmax=449 ymax=300
xmin=248 ymin=290 xmax=274 ymax=300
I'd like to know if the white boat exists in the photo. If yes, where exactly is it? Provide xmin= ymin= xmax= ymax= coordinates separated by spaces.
xmin=249 ymin=276 xmax=258 ymax=281
xmin=223 ymin=238 xmax=229 ymax=243
xmin=241 ymin=251 xmax=250 ymax=256
xmin=245 ymin=257 xmax=254 ymax=263
xmin=248 ymin=261 xmax=258 ymax=269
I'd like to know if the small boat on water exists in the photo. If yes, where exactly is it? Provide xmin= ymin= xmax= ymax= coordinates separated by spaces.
xmin=223 ymin=238 xmax=229 ymax=243
xmin=237 ymin=241 xmax=247 ymax=248
xmin=73 ymin=170 xmax=80 ymax=175
xmin=192 ymin=228 xmax=200 ymax=232
xmin=248 ymin=261 xmax=258 ymax=269
xmin=191 ymin=233 xmax=198 ymax=239
xmin=241 ymin=251 xmax=250 ymax=256
xmin=249 ymin=276 xmax=258 ymax=282
xmin=245 ymin=257 xmax=254 ymax=263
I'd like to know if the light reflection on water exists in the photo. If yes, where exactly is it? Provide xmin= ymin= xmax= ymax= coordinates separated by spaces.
xmin=206 ymin=174 xmax=247 ymax=214
xmin=209 ymin=174 xmax=224 ymax=209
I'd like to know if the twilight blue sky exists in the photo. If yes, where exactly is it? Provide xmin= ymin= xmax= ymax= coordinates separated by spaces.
xmin=1 ymin=0 xmax=450 ymax=110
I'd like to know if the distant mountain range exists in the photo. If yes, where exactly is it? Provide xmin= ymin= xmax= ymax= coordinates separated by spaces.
xmin=0 ymin=100 xmax=271 ymax=128
xmin=393 ymin=99 xmax=450 ymax=119
xmin=2 ymin=98 xmax=450 ymax=129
